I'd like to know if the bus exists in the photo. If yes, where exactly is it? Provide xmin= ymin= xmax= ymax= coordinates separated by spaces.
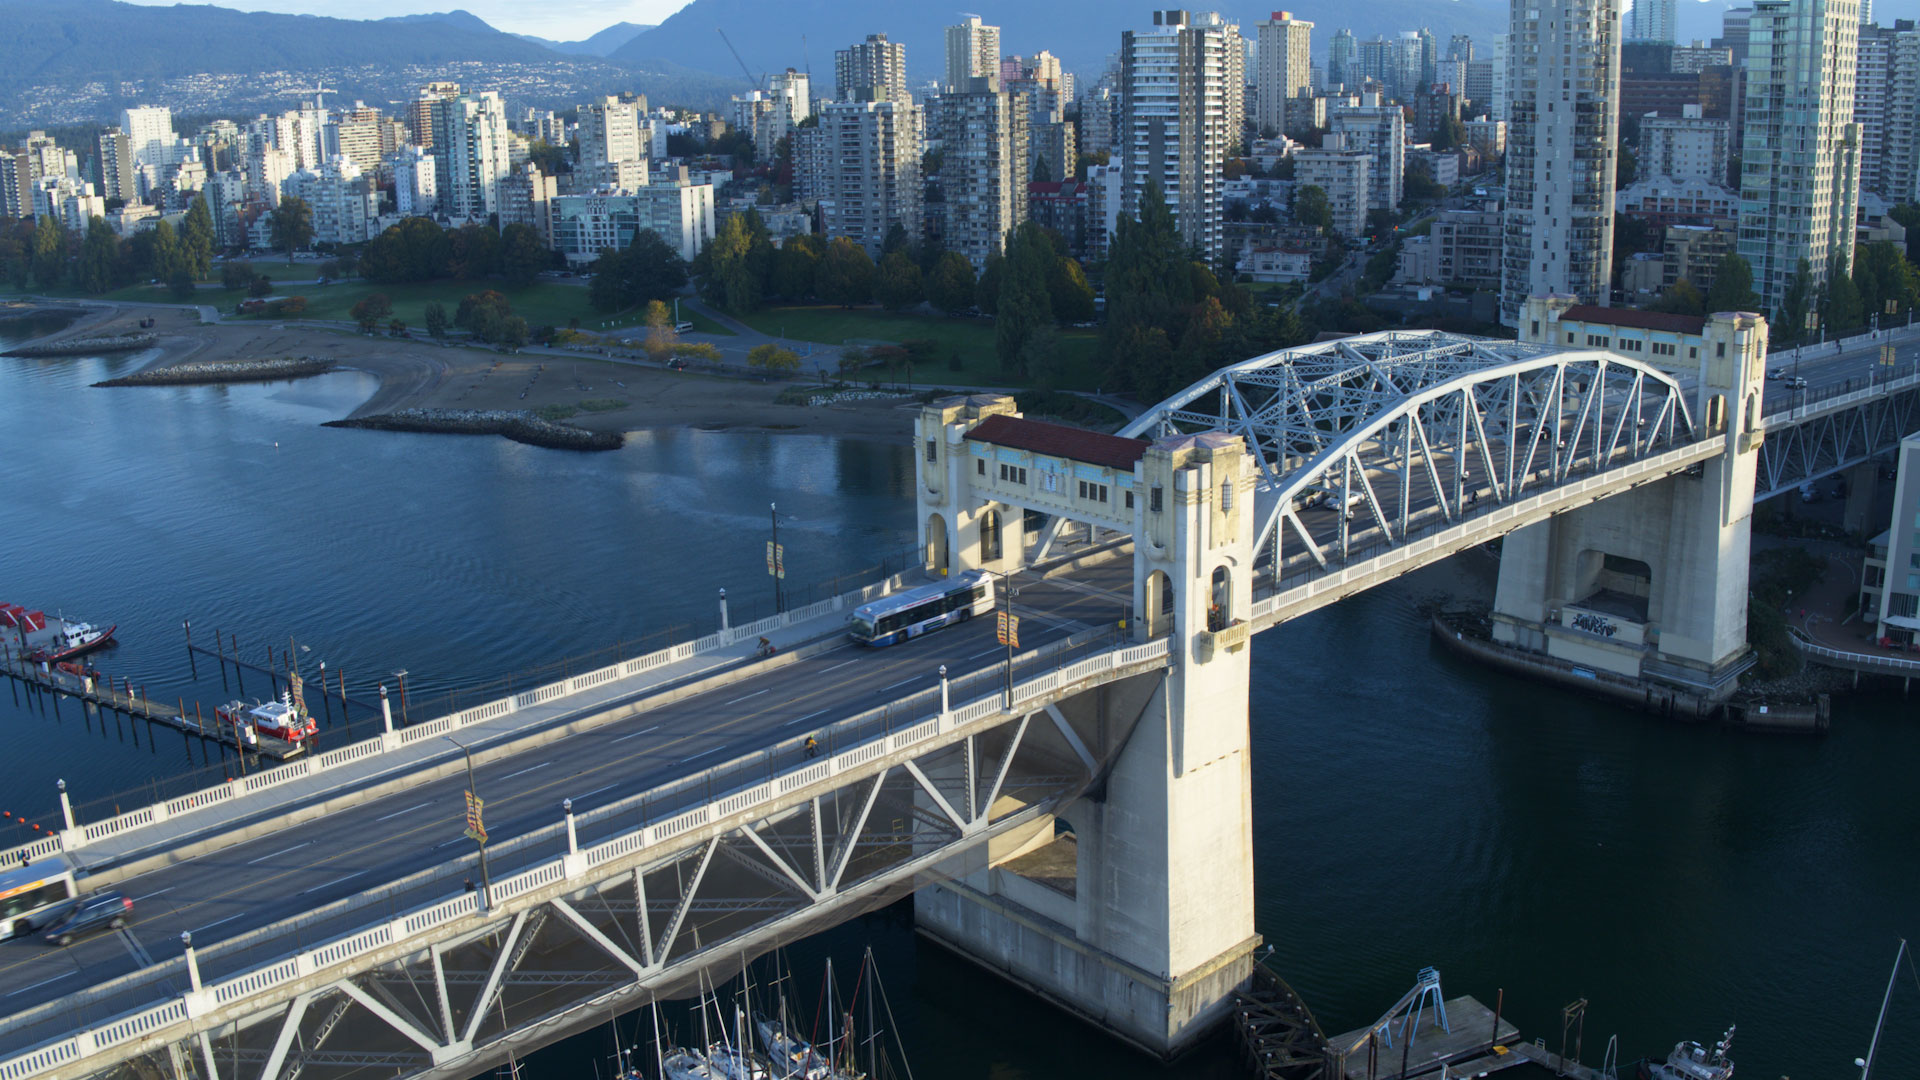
xmin=849 ymin=572 xmax=995 ymax=647
xmin=0 ymin=854 xmax=79 ymax=940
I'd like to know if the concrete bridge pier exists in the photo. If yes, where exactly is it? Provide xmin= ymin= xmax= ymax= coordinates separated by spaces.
xmin=1491 ymin=311 xmax=1769 ymax=697
xmin=916 ymin=419 xmax=1261 ymax=1058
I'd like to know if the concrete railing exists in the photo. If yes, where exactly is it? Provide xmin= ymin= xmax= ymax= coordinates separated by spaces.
xmin=1789 ymin=628 xmax=1920 ymax=674
xmin=1 ymin=572 xmax=922 ymax=871
xmin=0 ymin=635 xmax=1173 ymax=1080
xmin=1757 ymin=368 xmax=1920 ymax=426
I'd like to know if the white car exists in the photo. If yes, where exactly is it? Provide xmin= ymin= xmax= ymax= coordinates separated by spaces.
xmin=1785 ymin=376 xmax=1808 ymax=389
xmin=1766 ymin=367 xmax=1786 ymax=380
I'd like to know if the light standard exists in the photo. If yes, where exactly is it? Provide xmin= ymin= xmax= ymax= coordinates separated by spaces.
xmin=768 ymin=503 xmax=785 ymax=615
xmin=392 ymin=669 xmax=409 ymax=725
xmin=445 ymin=735 xmax=493 ymax=908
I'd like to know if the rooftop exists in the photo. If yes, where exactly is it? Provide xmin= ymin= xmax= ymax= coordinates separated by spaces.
xmin=964 ymin=414 xmax=1150 ymax=472
xmin=1560 ymin=305 xmax=1707 ymax=335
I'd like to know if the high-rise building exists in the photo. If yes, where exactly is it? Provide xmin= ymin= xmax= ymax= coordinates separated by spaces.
xmin=946 ymin=17 xmax=1002 ymax=91
xmin=390 ymin=147 xmax=437 ymax=216
xmin=1641 ymin=104 xmax=1734 ymax=181
xmin=1331 ymin=97 xmax=1405 ymax=210
xmin=1736 ymin=0 xmax=1861 ymax=317
xmin=121 ymin=106 xmax=175 ymax=168
xmin=96 ymin=127 xmax=135 ymax=201
xmin=1257 ymin=11 xmax=1314 ymax=135
xmin=1499 ymin=0 xmax=1624 ymax=324
xmin=332 ymin=104 xmax=387 ymax=175
xmin=936 ymin=77 xmax=1029 ymax=269
xmin=1121 ymin=9 xmax=1241 ymax=262
xmin=1719 ymin=9 xmax=1754 ymax=61
xmin=1626 ymin=0 xmax=1678 ymax=44
xmin=1294 ymin=143 xmax=1371 ymax=236
xmin=1328 ymin=29 xmax=1358 ymax=88
xmin=1449 ymin=35 xmax=1476 ymax=63
xmin=578 ymin=95 xmax=644 ymax=169
xmin=1855 ymin=20 xmax=1920 ymax=201
xmin=411 ymin=82 xmax=462 ymax=149
xmin=808 ymin=98 xmax=924 ymax=253
xmin=731 ymin=72 xmax=810 ymax=161
xmin=444 ymin=90 xmax=512 ymax=221
xmin=836 ymin=33 xmax=909 ymax=103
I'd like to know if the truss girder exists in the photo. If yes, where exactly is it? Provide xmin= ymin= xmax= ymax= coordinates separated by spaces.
xmin=1754 ymin=384 xmax=1919 ymax=499
xmin=1121 ymin=333 xmax=1699 ymax=574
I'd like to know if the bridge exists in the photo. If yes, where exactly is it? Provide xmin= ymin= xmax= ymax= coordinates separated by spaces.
xmin=2 ymin=315 xmax=1915 ymax=1080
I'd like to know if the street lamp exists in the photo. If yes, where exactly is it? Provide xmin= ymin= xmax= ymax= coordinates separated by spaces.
xmin=392 ymin=669 xmax=409 ymax=725
xmin=445 ymin=735 xmax=493 ymax=908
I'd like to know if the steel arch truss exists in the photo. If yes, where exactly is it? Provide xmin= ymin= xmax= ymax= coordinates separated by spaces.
xmin=1121 ymin=331 xmax=1697 ymax=573
xmin=77 ymin=691 xmax=1147 ymax=1080
xmin=1754 ymin=383 xmax=1919 ymax=500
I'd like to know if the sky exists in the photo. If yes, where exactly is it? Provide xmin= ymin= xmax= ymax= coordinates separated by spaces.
xmin=116 ymin=0 xmax=693 ymax=41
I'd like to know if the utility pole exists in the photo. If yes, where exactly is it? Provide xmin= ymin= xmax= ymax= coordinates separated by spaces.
xmin=447 ymin=735 xmax=493 ymax=909
xmin=768 ymin=503 xmax=786 ymax=614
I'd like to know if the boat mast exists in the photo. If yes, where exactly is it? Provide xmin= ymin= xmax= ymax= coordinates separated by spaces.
xmin=1857 ymin=939 xmax=1909 ymax=1080
xmin=650 ymin=993 xmax=665 ymax=1080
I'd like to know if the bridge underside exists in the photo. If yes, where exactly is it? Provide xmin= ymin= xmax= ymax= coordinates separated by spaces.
xmin=70 ymin=670 xmax=1169 ymax=1080
xmin=1753 ymin=374 xmax=1919 ymax=499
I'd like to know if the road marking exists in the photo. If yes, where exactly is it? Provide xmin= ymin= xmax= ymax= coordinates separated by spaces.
xmin=246 ymin=841 xmax=312 ymax=865
xmin=133 ymin=887 xmax=173 ymax=902
xmin=821 ymin=659 xmax=859 ymax=673
xmin=679 ymin=747 xmax=724 ymax=763
xmin=299 ymin=873 xmax=364 ymax=896
xmin=376 ymin=802 xmax=433 ymax=822
xmin=436 ymin=838 xmax=467 ymax=848
xmin=967 ymin=647 xmax=1003 ymax=660
xmin=785 ymin=709 xmax=827 ymax=727
xmin=501 ymin=762 xmax=552 ymax=780
xmin=573 ymin=783 xmax=619 ymax=801
xmin=726 ymin=689 xmax=769 ymax=704
xmin=190 ymin=914 xmax=244 ymax=935
xmin=119 ymin=930 xmax=154 ymax=967
xmin=7 ymin=972 xmax=75 ymax=996
xmin=879 ymin=676 xmax=922 ymax=691
xmin=612 ymin=725 xmax=659 ymax=743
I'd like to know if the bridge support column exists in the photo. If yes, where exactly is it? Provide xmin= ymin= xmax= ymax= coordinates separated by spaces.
xmin=918 ymin=433 xmax=1260 ymax=1058
xmin=1842 ymin=461 xmax=1879 ymax=536
xmin=1492 ymin=311 xmax=1767 ymax=699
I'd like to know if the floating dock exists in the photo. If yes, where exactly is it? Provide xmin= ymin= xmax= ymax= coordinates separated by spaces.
xmin=1327 ymin=995 xmax=1520 ymax=1080
xmin=0 ymin=652 xmax=307 ymax=760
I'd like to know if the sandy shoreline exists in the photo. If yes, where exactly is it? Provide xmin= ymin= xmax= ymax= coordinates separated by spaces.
xmin=5 ymin=302 xmax=921 ymax=445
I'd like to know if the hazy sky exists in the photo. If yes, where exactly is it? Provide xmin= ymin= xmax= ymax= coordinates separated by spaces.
xmin=117 ymin=0 xmax=692 ymax=40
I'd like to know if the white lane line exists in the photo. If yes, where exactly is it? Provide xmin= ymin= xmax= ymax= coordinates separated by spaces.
xmin=436 ymin=838 xmax=467 ymax=848
xmin=133 ymin=887 xmax=174 ymax=902
xmin=573 ymin=783 xmax=619 ymax=801
xmin=246 ymin=841 xmax=312 ymax=865
xmin=821 ymin=659 xmax=859 ymax=673
xmin=375 ymin=802 xmax=433 ymax=822
xmin=878 ymin=676 xmax=921 ymax=691
xmin=7 ymin=972 xmax=75 ymax=996
xmin=612 ymin=725 xmax=659 ymax=743
xmin=967 ymin=647 xmax=1002 ymax=659
xmin=725 ymin=688 xmax=769 ymax=705
xmin=119 ymin=930 xmax=154 ymax=967
xmin=299 ymin=872 xmax=364 ymax=896
xmin=679 ymin=747 xmax=724 ymax=763
xmin=501 ymin=762 xmax=552 ymax=780
xmin=190 ymin=914 xmax=244 ymax=935
xmin=785 ymin=709 xmax=827 ymax=727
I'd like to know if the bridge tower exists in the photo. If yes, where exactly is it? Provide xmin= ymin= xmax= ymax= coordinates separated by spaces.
xmin=1492 ymin=308 xmax=1770 ymax=697
xmin=914 ymin=396 xmax=1261 ymax=1058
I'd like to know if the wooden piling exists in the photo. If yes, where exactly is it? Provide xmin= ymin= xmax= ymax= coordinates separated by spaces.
xmin=184 ymin=619 xmax=197 ymax=678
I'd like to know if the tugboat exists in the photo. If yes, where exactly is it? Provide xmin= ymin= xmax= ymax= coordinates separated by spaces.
xmin=215 ymin=694 xmax=318 ymax=745
xmin=1 ymin=604 xmax=116 ymax=663
xmin=1642 ymin=1026 xmax=1734 ymax=1080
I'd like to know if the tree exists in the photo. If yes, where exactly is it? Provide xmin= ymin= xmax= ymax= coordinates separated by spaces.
xmin=1646 ymin=279 xmax=1705 ymax=316
xmin=699 ymin=212 xmax=768 ymax=313
xmin=1822 ymin=262 xmax=1864 ymax=332
xmin=446 ymin=223 xmax=503 ymax=279
xmin=457 ymin=290 xmax=520 ymax=344
xmin=1704 ymin=253 xmax=1759 ymax=313
xmin=588 ymin=230 xmax=689 ymax=312
xmin=926 ymin=251 xmax=978 ymax=315
xmin=817 ymin=237 xmax=875 ymax=307
xmin=500 ymin=223 xmax=548 ymax=287
xmin=221 ymin=260 xmax=254 ymax=291
xmin=1780 ymin=258 xmax=1815 ymax=340
xmin=180 ymin=195 xmax=215 ymax=280
xmin=1048 ymin=257 xmax=1096 ymax=325
xmin=769 ymin=234 xmax=822 ymax=299
xmin=78 ymin=218 xmax=120 ymax=294
xmin=168 ymin=268 xmax=198 ymax=300
xmin=1100 ymin=179 xmax=1196 ymax=394
xmin=1032 ymin=154 xmax=1054 ymax=184
xmin=352 ymin=293 xmax=394 ymax=331
xmin=388 ymin=318 xmax=407 ymax=336
xmin=1294 ymin=185 xmax=1333 ymax=231
xmin=424 ymin=302 xmax=449 ymax=338
xmin=882 ymin=223 xmax=912 ymax=256
xmin=643 ymin=300 xmax=677 ymax=361
xmin=875 ymin=251 xmax=923 ymax=311
xmin=837 ymin=344 xmax=867 ymax=380
xmin=362 ymin=217 xmax=451 ymax=283
xmin=30 ymin=213 xmax=66 ymax=287
xmin=1615 ymin=145 xmax=1638 ymax=188
xmin=1888 ymin=203 xmax=1920 ymax=265
xmin=147 ymin=219 xmax=182 ymax=283
xmin=747 ymin=343 xmax=802 ymax=377
xmin=249 ymin=274 xmax=274 ymax=298
xmin=995 ymin=222 xmax=1057 ymax=378
xmin=269 ymin=197 xmax=314 ymax=264
xmin=975 ymin=251 xmax=1004 ymax=316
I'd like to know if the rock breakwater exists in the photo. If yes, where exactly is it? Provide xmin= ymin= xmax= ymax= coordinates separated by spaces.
xmin=324 ymin=408 xmax=623 ymax=451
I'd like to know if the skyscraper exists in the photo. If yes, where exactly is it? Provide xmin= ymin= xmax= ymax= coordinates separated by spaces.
xmin=809 ymin=98 xmax=924 ymax=253
xmin=1257 ymin=12 xmax=1314 ymax=135
xmin=946 ymin=17 xmax=1002 ymax=91
xmin=1499 ymin=0 xmax=1624 ymax=324
xmin=577 ymin=95 xmax=644 ymax=171
xmin=1736 ymin=0 xmax=1862 ymax=317
xmin=1625 ymin=0 xmax=1678 ymax=44
xmin=443 ymin=90 xmax=511 ymax=221
xmin=1854 ymin=20 xmax=1920 ymax=201
xmin=121 ymin=105 xmax=176 ymax=169
xmin=836 ymin=33 xmax=909 ymax=103
xmin=1331 ymin=96 xmax=1405 ymax=210
xmin=96 ymin=127 xmax=134 ymax=201
xmin=1448 ymin=34 xmax=1476 ymax=63
xmin=1121 ymin=9 xmax=1241 ymax=262
xmin=937 ymin=77 xmax=1029 ymax=268
xmin=1328 ymin=28 xmax=1358 ymax=87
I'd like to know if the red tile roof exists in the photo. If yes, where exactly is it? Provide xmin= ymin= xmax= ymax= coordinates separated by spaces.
xmin=1561 ymin=305 xmax=1706 ymax=335
xmin=964 ymin=414 xmax=1150 ymax=472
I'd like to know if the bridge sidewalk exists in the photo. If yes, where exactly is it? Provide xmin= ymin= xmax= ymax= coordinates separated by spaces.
xmin=55 ymin=602 xmax=865 ymax=880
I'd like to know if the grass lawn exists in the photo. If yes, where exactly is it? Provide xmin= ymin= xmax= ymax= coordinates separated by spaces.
xmin=590 ymin=302 xmax=734 ymax=336
xmin=738 ymin=305 xmax=1102 ymax=390
xmin=234 ymin=280 xmax=601 ymax=329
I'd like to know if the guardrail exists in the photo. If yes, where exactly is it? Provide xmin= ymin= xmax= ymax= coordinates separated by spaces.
xmin=0 ymin=568 xmax=925 ymax=872
xmin=0 ymin=634 xmax=1173 ymax=1080
xmin=1759 ymin=368 xmax=1920 ymax=424
xmin=1789 ymin=627 xmax=1920 ymax=674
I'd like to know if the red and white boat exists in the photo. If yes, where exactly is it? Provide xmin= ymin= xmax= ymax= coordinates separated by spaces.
xmin=215 ymin=695 xmax=318 ymax=745
xmin=1 ymin=603 xmax=117 ymax=663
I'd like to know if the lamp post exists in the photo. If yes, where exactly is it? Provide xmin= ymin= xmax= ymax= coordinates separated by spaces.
xmin=768 ymin=503 xmax=785 ymax=615
xmin=445 ymin=735 xmax=493 ymax=908
xmin=393 ymin=669 xmax=409 ymax=726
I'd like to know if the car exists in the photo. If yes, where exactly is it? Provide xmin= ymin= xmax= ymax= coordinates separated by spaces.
xmin=1798 ymin=482 xmax=1819 ymax=503
xmin=673 ymin=321 xmax=695 ymax=333
xmin=667 ymin=358 xmax=688 ymax=371
xmin=43 ymin=892 xmax=132 ymax=946
xmin=1786 ymin=376 xmax=1809 ymax=389
xmin=1767 ymin=367 xmax=1786 ymax=380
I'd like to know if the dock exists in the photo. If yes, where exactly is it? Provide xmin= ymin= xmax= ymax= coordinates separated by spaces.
xmin=1327 ymin=995 xmax=1520 ymax=1080
xmin=0 ymin=652 xmax=307 ymax=760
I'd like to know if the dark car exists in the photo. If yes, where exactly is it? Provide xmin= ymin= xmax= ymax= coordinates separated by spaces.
xmin=43 ymin=892 xmax=132 ymax=946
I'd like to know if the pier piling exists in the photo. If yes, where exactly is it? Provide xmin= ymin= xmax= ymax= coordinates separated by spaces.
xmin=184 ymin=619 xmax=197 ymax=678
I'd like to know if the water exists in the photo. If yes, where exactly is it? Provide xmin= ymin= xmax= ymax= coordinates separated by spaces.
xmin=0 ymin=315 xmax=1914 ymax=1080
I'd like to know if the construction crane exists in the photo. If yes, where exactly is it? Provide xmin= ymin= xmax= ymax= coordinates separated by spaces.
xmin=716 ymin=29 xmax=765 ymax=91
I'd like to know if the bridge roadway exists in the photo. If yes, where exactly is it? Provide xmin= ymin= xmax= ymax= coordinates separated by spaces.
xmin=1756 ymin=327 xmax=1920 ymax=413
xmin=0 ymin=560 xmax=1138 ymax=1058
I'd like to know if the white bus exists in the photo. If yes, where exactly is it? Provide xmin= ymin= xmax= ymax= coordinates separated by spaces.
xmin=0 ymin=854 xmax=79 ymax=939
xmin=849 ymin=572 xmax=995 ymax=647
